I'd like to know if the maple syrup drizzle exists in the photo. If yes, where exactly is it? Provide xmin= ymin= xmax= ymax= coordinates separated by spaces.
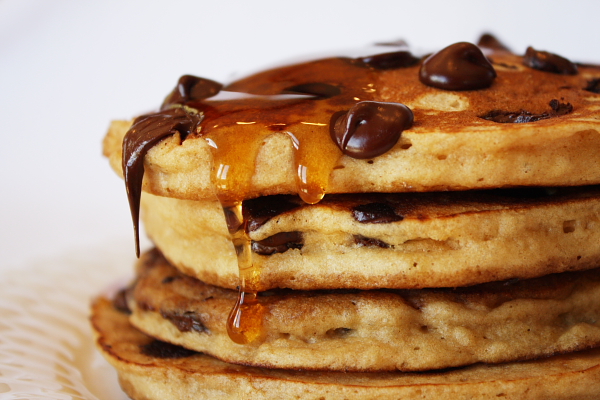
xmin=122 ymin=51 xmax=418 ymax=345
xmin=222 ymin=202 xmax=266 ymax=344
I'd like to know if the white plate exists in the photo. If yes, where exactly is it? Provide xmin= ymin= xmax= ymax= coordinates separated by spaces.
xmin=0 ymin=243 xmax=138 ymax=399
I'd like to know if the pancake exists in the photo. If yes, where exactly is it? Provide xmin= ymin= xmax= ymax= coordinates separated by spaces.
xmin=125 ymin=249 xmax=600 ymax=372
xmin=103 ymin=45 xmax=600 ymax=203
xmin=93 ymin=295 xmax=600 ymax=400
xmin=97 ymin=35 xmax=600 ymax=398
xmin=141 ymin=186 xmax=600 ymax=291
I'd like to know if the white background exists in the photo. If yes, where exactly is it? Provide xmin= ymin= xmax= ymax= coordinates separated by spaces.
xmin=1 ymin=0 xmax=599 ymax=271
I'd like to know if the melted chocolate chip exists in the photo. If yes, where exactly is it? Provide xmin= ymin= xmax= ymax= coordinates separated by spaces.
xmin=419 ymin=42 xmax=496 ymax=91
xmin=584 ymin=78 xmax=600 ymax=94
xmin=548 ymin=99 xmax=574 ymax=115
xmin=354 ymin=235 xmax=390 ymax=248
xmin=481 ymin=110 xmax=544 ymax=123
xmin=282 ymin=83 xmax=341 ymax=98
xmin=357 ymin=51 xmax=420 ymax=70
xmin=161 ymin=310 xmax=209 ymax=333
xmin=112 ymin=288 xmax=131 ymax=314
xmin=477 ymin=33 xmax=511 ymax=52
xmin=162 ymin=75 xmax=222 ymax=108
xmin=480 ymin=100 xmax=573 ymax=123
xmin=523 ymin=47 xmax=578 ymax=75
xmin=140 ymin=340 xmax=197 ymax=359
xmin=330 ymin=101 xmax=413 ymax=159
xmin=252 ymin=231 xmax=303 ymax=255
xmin=352 ymin=202 xmax=403 ymax=223
xmin=122 ymin=107 xmax=204 ymax=256
xmin=243 ymin=195 xmax=302 ymax=232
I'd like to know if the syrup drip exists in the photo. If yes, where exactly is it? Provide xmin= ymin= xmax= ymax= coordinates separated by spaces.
xmin=222 ymin=202 xmax=266 ymax=344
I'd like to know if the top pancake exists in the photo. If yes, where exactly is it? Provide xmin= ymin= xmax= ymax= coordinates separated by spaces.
xmin=103 ymin=40 xmax=600 ymax=202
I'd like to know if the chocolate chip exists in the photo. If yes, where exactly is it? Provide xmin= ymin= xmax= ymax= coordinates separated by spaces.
xmin=243 ymin=195 xmax=302 ymax=232
xmin=353 ymin=235 xmax=391 ymax=248
xmin=584 ymin=78 xmax=600 ymax=94
xmin=282 ymin=83 xmax=341 ymax=98
xmin=352 ymin=203 xmax=403 ymax=223
xmin=357 ymin=51 xmax=420 ymax=70
xmin=419 ymin=42 xmax=496 ymax=91
xmin=549 ymin=99 xmax=573 ymax=115
xmin=162 ymin=75 xmax=223 ymax=108
xmin=480 ymin=100 xmax=573 ymax=123
xmin=477 ymin=33 xmax=511 ymax=52
xmin=330 ymin=101 xmax=413 ymax=159
xmin=140 ymin=340 xmax=198 ymax=359
xmin=252 ymin=231 xmax=304 ymax=255
xmin=112 ymin=288 xmax=131 ymax=314
xmin=523 ymin=47 xmax=578 ymax=75
xmin=122 ymin=107 xmax=204 ymax=256
xmin=161 ymin=310 xmax=209 ymax=333
xmin=480 ymin=109 xmax=546 ymax=123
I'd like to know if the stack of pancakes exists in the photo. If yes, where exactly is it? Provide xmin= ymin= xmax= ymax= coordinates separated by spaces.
xmin=94 ymin=35 xmax=600 ymax=399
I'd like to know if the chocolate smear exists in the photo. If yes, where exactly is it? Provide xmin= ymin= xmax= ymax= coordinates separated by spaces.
xmin=480 ymin=100 xmax=573 ymax=123
xmin=352 ymin=202 xmax=403 ymax=223
xmin=523 ymin=47 xmax=578 ymax=75
xmin=140 ymin=340 xmax=198 ymax=359
xmin=330 ymin=101 xmax=413 ymax=159
xmin=419 ymin=42 xmax=496 ymax=91
xmin=162 ymin=75 xmax=222 ymax=108
xmin=122 ymin=107 xmax=204 ymax=256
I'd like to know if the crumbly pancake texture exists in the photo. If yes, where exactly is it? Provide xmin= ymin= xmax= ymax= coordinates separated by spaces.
xmin=93 ymin=295 xmax=600 ymax=400
xmin=126 ymin=249 xmax=600 ymax=372
xmin=103 ymin=49 xmax=600 ymax=202
xmin=141 ymin=186 xmax=600 ymax=290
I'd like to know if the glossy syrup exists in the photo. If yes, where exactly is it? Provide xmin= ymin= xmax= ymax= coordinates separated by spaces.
xmin=222 ymin=202 xmax=265 ymax=344
xmin=197 ymin=59 xmax=379 ymax=343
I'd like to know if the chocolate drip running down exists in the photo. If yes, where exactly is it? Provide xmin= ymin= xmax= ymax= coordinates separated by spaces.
xmin=122 ymin=107 xmax=204 ymax=256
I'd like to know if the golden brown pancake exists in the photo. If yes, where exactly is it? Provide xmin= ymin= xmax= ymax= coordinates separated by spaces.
xmin=141 ymin=186 xmax=600 ymax=291
xmin=125 ymin=249 xmax=600 ymax=372
xmin=103 ymin=48 xmax=600 ymax=203
xmin=97 ymin=36 xmax=600 ymax=398
xmin=93 ymin=295 xmax=600 ymax=400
